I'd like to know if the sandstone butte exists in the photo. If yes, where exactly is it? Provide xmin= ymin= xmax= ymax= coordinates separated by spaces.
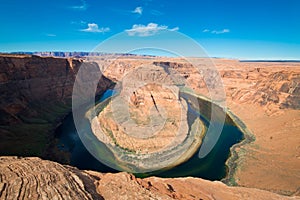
xmin=0 ymin=54 xmax=299 ymax=199
xmin=91 ymin=64 xmax=205 ymax=172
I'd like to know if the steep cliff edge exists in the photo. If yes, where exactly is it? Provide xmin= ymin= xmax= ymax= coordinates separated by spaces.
xmin=0 ymin=157 xmax=297 ymax=200
xmin=0 ymin=54 xmax=113 ymax=158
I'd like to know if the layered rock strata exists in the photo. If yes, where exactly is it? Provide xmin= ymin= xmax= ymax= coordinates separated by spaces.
xmin=1 ymin=157 xmax=297 ymax=200
xmin=0 ymin=54 xmax=113 ymax=159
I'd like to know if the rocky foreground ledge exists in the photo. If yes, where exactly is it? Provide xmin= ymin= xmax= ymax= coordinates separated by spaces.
xmin=0 ymin=157 xmax=297 ymax=200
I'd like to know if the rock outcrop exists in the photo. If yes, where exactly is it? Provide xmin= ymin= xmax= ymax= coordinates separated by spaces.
xmin=0 ymin=157 xmax=102 ymax=200
xmin=90 ymin=64 xmax=205 ymax=173
xmin=0 ymin=54 xmax=113 ymax=158
xmin=153 ymin=60 xmax=300 ymax=111
xmin=0 ymin=157 xmax=297 ymax=200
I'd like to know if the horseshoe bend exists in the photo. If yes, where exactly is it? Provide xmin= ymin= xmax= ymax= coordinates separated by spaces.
xmin=88 ymin=65 xmax=207 ymax=173
xmin=0 ymin=54 xmax=299 ymax=199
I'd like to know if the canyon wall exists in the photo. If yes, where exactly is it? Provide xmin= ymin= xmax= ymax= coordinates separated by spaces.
xmin=0 ymin=54 xmax=113 ymax=157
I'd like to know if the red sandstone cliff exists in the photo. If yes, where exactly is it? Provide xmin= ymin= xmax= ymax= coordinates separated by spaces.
xmin=0 ymin=54 xmax=113 ymax=157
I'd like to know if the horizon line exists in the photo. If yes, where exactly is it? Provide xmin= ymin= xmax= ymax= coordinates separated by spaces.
xmin=1 ymin=51 xmax=300 ymax=62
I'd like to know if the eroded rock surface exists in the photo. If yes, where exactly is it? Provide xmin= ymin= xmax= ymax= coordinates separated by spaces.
xmin=0 ymin=157 xmax=103 ymax=200
xmin=91 ymin=64 xmax=204 ymax=172
xmin=1 ymin=157 xmax=297 ymax=200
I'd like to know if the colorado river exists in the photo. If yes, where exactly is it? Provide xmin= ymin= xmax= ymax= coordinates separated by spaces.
xmin=55 ymin=90 xmax=243 ymax=180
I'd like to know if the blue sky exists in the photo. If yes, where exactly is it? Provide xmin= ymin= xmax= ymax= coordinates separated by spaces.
xmin=0 ymin=0 xmax=299 ymax=59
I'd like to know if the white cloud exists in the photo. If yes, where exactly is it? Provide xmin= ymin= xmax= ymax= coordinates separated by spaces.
xmin=71 ymin=0 xmax=88 ymax=11
xmin=125 ymin=23 xmax=179 ymax=37
xmin=169 ymin=27 xmax=179 ymax=31
xmin=211 ymin=29 xmax=230 ymax=34
xmin=132 ymin=6 xmax=143 ymax=15
xmin=203 ymin=29 xmax=230 ymax=34
xmin=81 ymin=23 xmax=110 ymax=33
